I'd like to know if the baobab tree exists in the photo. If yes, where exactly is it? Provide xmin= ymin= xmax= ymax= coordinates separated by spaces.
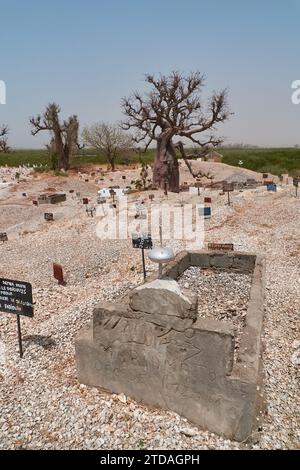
xmin=0 ymin=125 xmax=10 ymax=153
xmin=122 ymin=71 xmax=230 ymax=192
xmin=82 ymin=122 xmax=133 ymax=171
xmin=30 ymin=103 xmax=80 ymax=171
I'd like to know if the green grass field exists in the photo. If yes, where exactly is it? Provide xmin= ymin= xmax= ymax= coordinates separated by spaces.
xmin=1 ymin=147 xmax=300 ymax=176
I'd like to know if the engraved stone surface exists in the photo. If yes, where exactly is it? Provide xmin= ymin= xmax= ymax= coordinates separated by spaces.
xmin=75 ymin=250 xmax=265 ymax=441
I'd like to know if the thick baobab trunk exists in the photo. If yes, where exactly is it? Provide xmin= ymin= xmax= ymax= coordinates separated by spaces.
xmin=153 ymin=135 xmax=179 ymax=192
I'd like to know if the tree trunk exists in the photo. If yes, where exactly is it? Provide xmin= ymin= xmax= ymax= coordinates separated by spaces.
xmin=153 ymin=134 xmax=179 ymax=192
xmin=53 ymin=124 xmax=66 ymax=171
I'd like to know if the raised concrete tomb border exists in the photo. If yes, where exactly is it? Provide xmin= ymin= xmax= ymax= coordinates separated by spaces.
xmin=75 ymin=250 xmax=265 ymax=441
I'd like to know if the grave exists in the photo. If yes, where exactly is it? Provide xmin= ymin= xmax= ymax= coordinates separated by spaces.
xmin=38 ymin=193 xmax=66 ymax=204
xmin=75 ymin=250 xmax=265 ymax=441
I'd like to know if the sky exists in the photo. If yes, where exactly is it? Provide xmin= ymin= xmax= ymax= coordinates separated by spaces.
xmin=0 ymin=0 xmax=300 ymax=148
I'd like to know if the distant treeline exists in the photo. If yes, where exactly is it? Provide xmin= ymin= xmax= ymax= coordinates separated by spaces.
xmin=0 ymin=147 xmax=300 ymax=176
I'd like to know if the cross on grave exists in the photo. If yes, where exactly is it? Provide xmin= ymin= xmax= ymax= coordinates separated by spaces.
xmin=86 ymin=207 xmax=96 ymax=217
xmin=109 ymin=189 xmax=116 ymax=203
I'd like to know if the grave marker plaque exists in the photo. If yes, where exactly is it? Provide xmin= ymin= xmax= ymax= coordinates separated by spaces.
xmin=44 ymin=213 xmax=54 ymax=221
xmin=223 ymin=182 xmax=234 ymax=205
xmin=53 ymin=263 xmax=65 ymax=285
xmin=204 ymin=197 xmax=212 ymax=203
xmin=0 ymin=278 xmax=33 ymax=317
xmin=0 ymin=278 xmax=34 ymax=358
xmin=199 ymin=207 xmax=211 ymax=218
xmin=82 ymin=198 xmax=89 ymax=205
xmin=267 ymin=183 xmax=277 ymax=192
xmin=208 ymin=243 xmax=234 ymax=251
xmin=132 ymin=234 xmax=153 ymax=280
xmin=0 ymin=232 xmax=8 ymax=242
xmin=222 ymin=182 xmax=234 ymax=192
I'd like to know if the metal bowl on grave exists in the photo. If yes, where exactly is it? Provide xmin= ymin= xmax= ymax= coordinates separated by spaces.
xmin=148 ymin=247 xmax=175 ymax=264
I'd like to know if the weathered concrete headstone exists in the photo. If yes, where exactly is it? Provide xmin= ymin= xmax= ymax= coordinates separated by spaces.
xmin=75 ymin=250 xmax=265 ymax=441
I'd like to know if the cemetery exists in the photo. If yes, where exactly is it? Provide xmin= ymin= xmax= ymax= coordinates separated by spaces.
xmin=0 ymin=160 xmax=299 ymax=450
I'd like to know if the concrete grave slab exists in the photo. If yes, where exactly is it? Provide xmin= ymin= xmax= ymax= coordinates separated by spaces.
xmin=75 ymin=250 xmax=265 ymax=441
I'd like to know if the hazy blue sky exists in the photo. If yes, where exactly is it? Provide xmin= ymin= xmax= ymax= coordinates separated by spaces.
xmin=1 ymin=0 xmax=300 ymax=148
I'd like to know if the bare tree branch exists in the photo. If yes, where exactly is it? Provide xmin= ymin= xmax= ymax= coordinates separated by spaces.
xmin=0 ymin=125 xmax=10 ymax=153
xmin=175 ymin=141 xmax=213 ymax=180
xmin=82 ymin=122 xmax=133 ymax=171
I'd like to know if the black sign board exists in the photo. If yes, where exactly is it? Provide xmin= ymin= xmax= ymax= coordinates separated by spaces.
xmin=222 ymin=182 xmax=234 ymax=192
xmin=82 ymin=198 xmax=89 ymax=205
xmin=293 ymin=178 xmax=299 ymax=187
xmin=132 ymin=234 xmax=153 ymax=250
xmin=0 ymin=278 xmax=33 ymax=318
xmin=132 ymin=234 xmax=153 ymax=280
xmin=44 ymin=213 xmax=54 ymax=221
xmin=0 ymin=278 xmax=34 ymax=358
xmin=262 ymin=173 xmax=268 ymax=179
xmin=0 ymin=232 xmax=8 ymax=242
